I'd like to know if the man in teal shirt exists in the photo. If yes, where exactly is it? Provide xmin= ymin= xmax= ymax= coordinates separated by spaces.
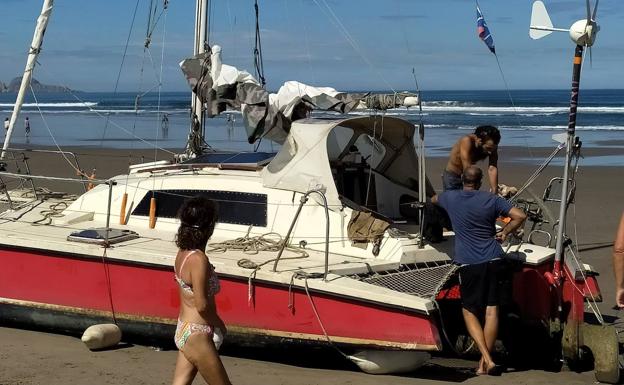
xmin=434 ymin=166 xmax=526 ymax=375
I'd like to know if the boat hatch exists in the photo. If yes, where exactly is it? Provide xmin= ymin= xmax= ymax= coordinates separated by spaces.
xmin=350 ymin=263 xmax=458 ymax=300
xmin=67 ymin=228 xmax=140 ymax=245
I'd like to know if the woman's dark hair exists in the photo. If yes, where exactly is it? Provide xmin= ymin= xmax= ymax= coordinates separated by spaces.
xmin=474 ymin=125 xmax=501 ymax=145
xmin=175 ymin=196 xmax=218 ymax=250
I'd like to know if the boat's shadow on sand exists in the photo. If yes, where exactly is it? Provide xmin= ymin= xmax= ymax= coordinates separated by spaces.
xmin=216 ymin=345 xmax=478 ymax=382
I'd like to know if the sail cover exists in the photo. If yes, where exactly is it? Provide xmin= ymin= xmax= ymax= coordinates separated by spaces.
xmin=180 ymin=45 xmax=364 ymax=144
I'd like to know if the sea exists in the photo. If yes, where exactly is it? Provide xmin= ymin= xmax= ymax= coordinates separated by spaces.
xmin=1 ymin=89 xmax=623 ymax=166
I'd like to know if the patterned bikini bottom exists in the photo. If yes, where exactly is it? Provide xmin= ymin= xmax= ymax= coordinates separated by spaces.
xmin=174 ymin=319 xmax=214 ymax=350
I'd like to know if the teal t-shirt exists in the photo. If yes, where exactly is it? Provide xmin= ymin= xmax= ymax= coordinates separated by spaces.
xmin=438 ymin=190 xmax=513 ymax=265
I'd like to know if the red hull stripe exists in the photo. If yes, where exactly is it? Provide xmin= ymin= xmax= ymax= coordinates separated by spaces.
xmin=0 ymin=248 xmax=441 ymax=349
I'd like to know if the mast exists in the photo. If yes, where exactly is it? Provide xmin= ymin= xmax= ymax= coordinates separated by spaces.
xmin=186 ymin=0 xmax=209 ymax=156
xmin=1 ymin=0 xmax=54 ymax=160
xmin=553 ymin=44 xmax=583 ymax=278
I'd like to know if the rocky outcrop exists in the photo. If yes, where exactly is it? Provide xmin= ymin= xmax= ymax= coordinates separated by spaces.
xmin=1 ymin=77 xmax=70 ymax=93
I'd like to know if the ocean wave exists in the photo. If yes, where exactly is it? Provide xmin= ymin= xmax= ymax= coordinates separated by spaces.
xmin=0 ymin=102 xmax=98 ymax=107
xmin=421 ymin=106 xmax=624 ymax=114
xmin=87 ymin=108 xmax=191 ymax=114
xmin=457 ymin=125 xmax=624 ymax=131
xmin=1 ymin=108 xmax=190 ymax=115
xmin=346 ymin=111 xmax=430 ymax=117
xmin=424 ymin=100 xmax=477 ymax=107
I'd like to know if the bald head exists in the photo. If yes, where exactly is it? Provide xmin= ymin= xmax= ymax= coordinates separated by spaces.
xmin=463 ymin=166 xmax=483 ymax=188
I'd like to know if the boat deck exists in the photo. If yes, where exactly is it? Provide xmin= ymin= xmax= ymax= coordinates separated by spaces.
xmin=0 ymin=192 xmax=450 ymax=313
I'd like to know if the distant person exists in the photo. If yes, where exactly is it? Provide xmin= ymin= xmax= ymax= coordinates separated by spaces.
xmin=444 ymin=125 xmax=501 ymax=194
xmin=24 ymin=117 xmax=31 ymax=139
xmin=171 ymin=196 xmax=231 ymax=385
xmin=433 ymin=166 xmax=526 ymax=375
xmin=162 ymin=113 xmax=169 ymax=139
xmin=3 ymin=117 xmax=9 ymax=132
xmin=613 ymin=211 xmax=624 ymax=308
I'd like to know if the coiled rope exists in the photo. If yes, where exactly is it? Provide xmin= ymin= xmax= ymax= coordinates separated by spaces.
xmin=208 ymin=228 xmax=309 ymax=306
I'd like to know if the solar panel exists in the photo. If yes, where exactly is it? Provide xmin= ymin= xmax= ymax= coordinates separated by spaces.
xmin=183 ymin=152 xmax=275 ymax=166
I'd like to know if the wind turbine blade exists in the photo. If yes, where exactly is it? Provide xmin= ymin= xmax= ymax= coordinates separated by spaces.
xmin=586 ymin=0 xmax=591 ymax=22
xmin=592 ymin=0 xmax=599 ymax=21
xmin=530 ymin=1 xmax=554 ymax=39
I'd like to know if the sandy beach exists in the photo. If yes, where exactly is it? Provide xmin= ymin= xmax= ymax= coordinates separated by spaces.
xmin=0 ymin=144 xmax=622 ymax=384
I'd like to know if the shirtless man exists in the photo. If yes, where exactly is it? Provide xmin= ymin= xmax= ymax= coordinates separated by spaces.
xmin=443 ymin=125 xmax=500 ymax=194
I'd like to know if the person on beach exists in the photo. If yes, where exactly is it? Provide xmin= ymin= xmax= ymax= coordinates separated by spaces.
xmin=3 ymin=117 xmax=9 ymax=131
xmin=24 ymin=117 xmax=30 ymax=139
xmin=443 ymin=125 xmax=500 ymax=194
xmin=612 ymin=211 xmax=624 ymax=308
xmin=433 ymin=166 xmax=526 ymax=375
xmin=162 ymin=113 xmax=169 ymax=138
xmin=172 ymin=196 xmax=231 ymax=385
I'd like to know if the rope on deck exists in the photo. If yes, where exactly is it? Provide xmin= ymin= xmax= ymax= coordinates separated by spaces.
xmin=208 ymin=228 xmax=309 ymax=307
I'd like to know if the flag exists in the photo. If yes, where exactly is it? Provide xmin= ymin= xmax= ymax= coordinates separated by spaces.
xmin=477 ymin=4 xmax=496 ymax=54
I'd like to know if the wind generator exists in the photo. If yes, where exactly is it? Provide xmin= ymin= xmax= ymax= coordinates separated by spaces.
xmin=522 ymin=1 xmax=619 ymax=383
xmin=530 ymin=0 xmax=600 ymax=43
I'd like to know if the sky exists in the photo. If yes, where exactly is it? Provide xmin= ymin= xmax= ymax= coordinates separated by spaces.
xmin=1 ymin=0 xmax=623 ymax=92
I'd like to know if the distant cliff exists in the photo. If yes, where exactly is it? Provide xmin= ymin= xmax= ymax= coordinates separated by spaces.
xmin=1 ymin=77 xmax=70 ymax=93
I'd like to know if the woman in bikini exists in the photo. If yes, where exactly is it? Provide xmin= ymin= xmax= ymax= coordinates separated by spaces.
xmin=171 ymin=196 xmax=231 ymax=385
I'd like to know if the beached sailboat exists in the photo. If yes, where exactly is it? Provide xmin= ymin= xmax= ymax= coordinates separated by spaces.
xmin=0 ymin=0 xmax=451 ymax=374
xmin=0 ymin=0 xmax=618 ymax=381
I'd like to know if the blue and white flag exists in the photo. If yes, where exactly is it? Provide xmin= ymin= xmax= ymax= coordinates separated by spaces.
xmin=477 ymin=4 xmax=496 ymax=54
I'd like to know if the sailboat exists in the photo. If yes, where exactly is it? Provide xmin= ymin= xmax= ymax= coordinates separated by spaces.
xmin=0 ymin=0 xmax=451 ymax=373
xmin=0 ymin=0 xmax=618 ymax=380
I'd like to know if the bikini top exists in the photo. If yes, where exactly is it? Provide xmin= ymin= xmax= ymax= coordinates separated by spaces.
xmin=174 ymin=250 xmax=221 ymax=296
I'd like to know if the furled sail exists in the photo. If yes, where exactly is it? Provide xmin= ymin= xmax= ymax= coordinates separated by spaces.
xmin=180 ymin=45 xmax=418 ymax=144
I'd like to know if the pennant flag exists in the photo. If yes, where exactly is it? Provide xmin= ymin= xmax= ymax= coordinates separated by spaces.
xmin=477 ymin=4 xmax=496 ymax=54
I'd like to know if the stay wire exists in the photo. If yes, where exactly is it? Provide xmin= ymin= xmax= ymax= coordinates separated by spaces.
xmin=311 ymin=0 xmax=396 ymax=93
xmin=154 ymin=0 xmax=170 ymax=195
xmin=494 ymin=53 xmax=525 ymax=133
xmin=477 ymin=1 xmax=530 ymax=159
xmin=36 ymin=63 xmax=175 ymax=155
xmin=100 ymin=0 xmax=141 ymax=145
xmin=29 ymin=87 xmax=88 ymax=177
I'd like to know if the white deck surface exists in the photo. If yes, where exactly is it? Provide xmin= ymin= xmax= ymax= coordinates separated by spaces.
xmin=0 ymin=194 xmax=439 ymax=313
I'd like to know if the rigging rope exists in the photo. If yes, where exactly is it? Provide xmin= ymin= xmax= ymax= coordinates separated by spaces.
xmin=99 ymin=0 xmax=142 ymax=145
xmin=30 ymin=86 xmax=90 ymax=177
xmin=253 ymin=0 xmax=266 ymax=88
xmin=476 ymin=1 xmax=532 ymax=161
xmin=311 ymin=0 xmax=396 ymax=93
xmin=154 ymin=0 xmax=170 ymax=192
xmin=32 ymin=22 xmax=176 ymax=155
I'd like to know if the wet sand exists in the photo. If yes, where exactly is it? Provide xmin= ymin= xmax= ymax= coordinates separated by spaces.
xmin=0 ymin=144 xmax=622 ymax=384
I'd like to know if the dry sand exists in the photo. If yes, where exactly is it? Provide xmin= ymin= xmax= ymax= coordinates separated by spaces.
xmin=0 ymin=144 xmax=622 ymax=384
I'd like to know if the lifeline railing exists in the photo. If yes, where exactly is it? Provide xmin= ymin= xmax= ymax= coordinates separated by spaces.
xmin=272 ymin=188 xmax=331 ymax=281
xmin=0 ymin=170 xmax=116 ymax=245
xmin=0 ymin=148 xmax=87 ymax=196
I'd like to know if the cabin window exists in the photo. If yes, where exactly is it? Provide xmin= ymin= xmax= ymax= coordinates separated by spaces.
xmin=354 ymin=134 xmax=385 ymax=168
xmin=132 ymin=190 xmax=267 ymax=227
xmin=327 ymin=125 xmax=354 ymax=160
xmin=329 ymin=132 xmax=387 ymax=211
